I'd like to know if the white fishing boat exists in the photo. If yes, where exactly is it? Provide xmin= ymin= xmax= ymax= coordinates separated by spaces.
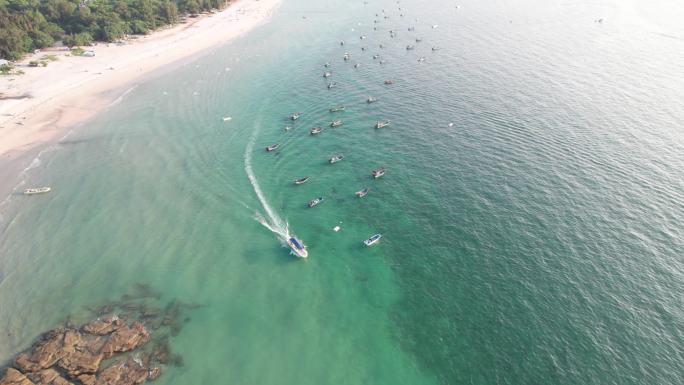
xmin=375 ymin=120 xmax=390 ymax=128
xmin=371 ymin=166 xmax=385 ymax=178
xmin=367 ymin=96 xmax=378 ymax=103
xmin=363 ymin=234 xmax=382 ymax=246
xmin=310 ymin=126 xmax=323 ymax=135
xmin=266 ymin=143 xmax=279 ymax=152
xmin=330 ymin=119 xmax=343 ymax=127
xmin=308 ymin=197 xmax=324 ymax=207
xmin=323 ymin=71 xmax=332 ymax=78
xmin=290 ymin=112 xmax=301 ymax=120
xmin=355 ymin=187 xmax=369 ymax=197
xmin=329 ymin=154 xmax=344 ymax=163
xmin=23 ymin=187 xmax=51 ymax=195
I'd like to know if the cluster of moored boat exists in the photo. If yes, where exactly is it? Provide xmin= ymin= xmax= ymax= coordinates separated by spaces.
xmin=276 ymin=1 xmax=442 ymax=258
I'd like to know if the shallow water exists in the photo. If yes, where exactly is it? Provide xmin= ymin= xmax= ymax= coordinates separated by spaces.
xmin=1 ymin=0 xmax=683 ymax=384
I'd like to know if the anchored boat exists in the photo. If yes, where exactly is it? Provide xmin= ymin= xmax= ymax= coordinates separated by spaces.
xmin=375 ymin=120 xmax=390 ymax=129
xmin=294 ymin=177 xmax=310 ymax=185
xmin=330 ymin=119 xmax=343 ymax=127
xmin=372 ymin=166 xmax=385 ymax=178
xmin=329 ymin=154 xmax=344 ymax=163
xmin=363 ymin=234 xmax=382 ymax=246
xmin=355 ymin=188 xmax=369 ymax=197
xmin=310 ymin=126 xmax=322 ymax=135
xmin=329 ymin=106 xmax=345 ymax=112
xmin=308 ymin=197 xmax=324 ymax=207
xmin=266 ymin=144 xmax=280 ymax=152
xmin=367 ymin=96 xmax=377 ymax=103
xmin=23 ymin=187 xmax=51 ymax=195
xmin=290 ymin=112 xmax=301 ymax=120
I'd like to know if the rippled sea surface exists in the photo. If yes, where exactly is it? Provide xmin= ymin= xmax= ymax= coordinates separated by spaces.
xmin=1 ymin=0 xmax=683 ymax=384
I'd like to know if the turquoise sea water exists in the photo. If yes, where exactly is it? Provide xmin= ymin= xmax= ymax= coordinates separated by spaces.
xmin=1 ymin=0 xmax=683 ymax=384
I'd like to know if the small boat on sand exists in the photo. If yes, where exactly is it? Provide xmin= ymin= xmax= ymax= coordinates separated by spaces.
xmin=290 ymin=112 xmax=301 ymax=120
xmin=310 ymin=126 xmax=322 ymax=135
xmin=375 ymin=120 xmax=390 ymax=128
xmin=355 ymin=188 xmax=369 ymax=197
xmin=329 ymin=106 xmax=345 ymax=112
xmin=330 ymin=119 xmax=343 ymax=127
xmin=266 ymin=144 xmax=280 ymax=152
xmin=367 ymin=96 xmax=378 ymax=103
xmin=308 ymin=197 xmax=324 ymax=207
xmin=371 ymin=166 xmax=385 ymax=178
xmin=363 ymin=234 xmax=382 ymax=246
xmin=288 ymin=236 xmax=309 ymax=258
xmin=329 ymin=154 xmax=344 ymax=163
xmin=294 ymin=177 xmax=310 ymax=185
xmin=23 ymin=187 xmax=51 ymax=195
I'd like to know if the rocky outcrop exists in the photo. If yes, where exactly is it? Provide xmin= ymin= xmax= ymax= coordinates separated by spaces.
xmin=0 ymin=369 xmax=34 ymax=385
xmin=0 ymin=317 xmax=159 ymax=385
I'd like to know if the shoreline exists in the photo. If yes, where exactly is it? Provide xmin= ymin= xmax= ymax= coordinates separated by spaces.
xmin=0 ymin=0 xmax=281 ymax=199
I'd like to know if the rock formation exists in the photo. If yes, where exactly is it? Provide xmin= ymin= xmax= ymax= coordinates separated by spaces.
xmin=1 ymin=316 xmax=159 ymax=385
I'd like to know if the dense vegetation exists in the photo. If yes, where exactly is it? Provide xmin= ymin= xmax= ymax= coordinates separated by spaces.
xmin=0 ymin=0 xmax=229 ymax=60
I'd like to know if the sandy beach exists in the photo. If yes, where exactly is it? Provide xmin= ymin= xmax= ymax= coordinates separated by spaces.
xmin=0 ymin=0 xmax=280 ymax=191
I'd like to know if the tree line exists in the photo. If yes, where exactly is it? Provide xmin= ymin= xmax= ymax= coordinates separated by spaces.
xmin=0 ymin=0 xmax=230 ymax=60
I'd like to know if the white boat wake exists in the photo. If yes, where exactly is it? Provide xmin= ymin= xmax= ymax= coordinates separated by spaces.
xmin=244 ymin=124 xmax=290 ymax=243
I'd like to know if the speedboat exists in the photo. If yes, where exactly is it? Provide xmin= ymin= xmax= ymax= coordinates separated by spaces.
xmin=294 ymin=177 xmax=310 ymax=185
xmin=329 ymin=154 xmax=344 ymax=163
xmin=355 ymin=188 xmax=369 ymax=197
xmin=371 ymin=166 xmax=385 ymax=178
xmin=310 ymin=126 xmax=322 ymax=135
xmin=308 ymin=197 xmax=324 ymax=207
xmin=288 ymin=236 xmax=309 ymax=258
xmin=327 ymin=82 xmax=337 ymax=89
xmin=363 ymin=234 xmax=382 ymax=246
xmin=323 ymin=71 xmax=332 ymax=78
xmin=23 ymin=187 xmax=51 ymax=195
xmin=290 ymin=112 xmax=301 ymax=120
xmin=373 ymin=54 xmax=380 ymax=59
xmin=367 ymin=96 xmax=377 ymax=103
xmin=330 ymin=119 xmax=343 ymax=127
xmin=329 ymin=106 xmax=346 ymax=112
xmin=266 ymin=143 xmax=279 ymax=152
xmin=375 ymin=120 xmax=390 ymax=128
xmin=406 ymin=45 xmax=415 ymax=50
xmin=384 ymin=80 xmax=394 ymax=85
